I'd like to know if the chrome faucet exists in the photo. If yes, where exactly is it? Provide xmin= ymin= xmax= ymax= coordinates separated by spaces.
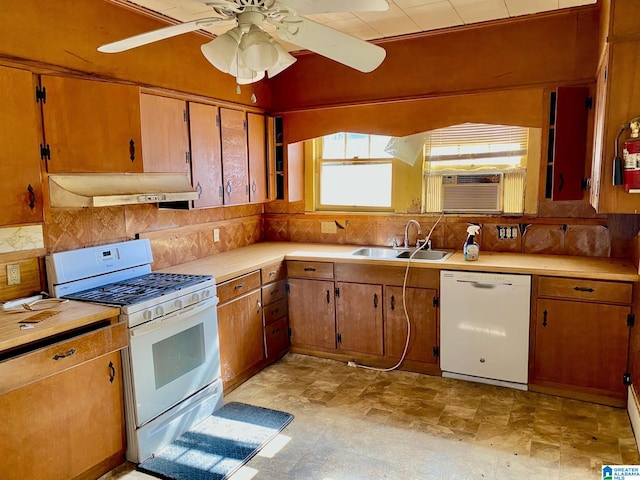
xmin=404 ymin=219 xmax=422 ymax=248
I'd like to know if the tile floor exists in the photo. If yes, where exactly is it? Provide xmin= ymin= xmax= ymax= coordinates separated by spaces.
xmin=103 ymin=353 xmax=639 ymax=480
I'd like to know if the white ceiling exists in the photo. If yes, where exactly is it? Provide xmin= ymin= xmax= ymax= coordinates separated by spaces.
xmin=113 ymin=0 xmax=598 ymax=52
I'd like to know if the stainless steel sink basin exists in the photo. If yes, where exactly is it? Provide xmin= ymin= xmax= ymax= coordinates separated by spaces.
xmin=351 ymin=247 xmax=453 ymax=262
xmin=395 ymin=249 xmax=453 ymax=261
xmin=351 ymin=247 xmax=399 ymax=259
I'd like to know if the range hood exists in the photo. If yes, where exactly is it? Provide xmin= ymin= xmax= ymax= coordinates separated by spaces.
xmin=48 ymin=173 xmax=199 ymax=208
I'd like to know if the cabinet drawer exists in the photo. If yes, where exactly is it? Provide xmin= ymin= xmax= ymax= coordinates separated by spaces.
xmin=0 ymin=321 xmax=127 ymax=395
xmin=262 ymin=279 xmax=286 ymax=305
xmin=261 ymin=262 xmax=286 ymax=284
xmin=287 ymin=261 xmax=334 ymax=279
xmin=538 ymin=276 xmax=632 ymax=304
xmin=264 ymin=298 xmax=288 ymax=326
xmin=217 ymin=271 xmax=261 ymax=304
xmin=265 ymin=316 xmax=289 ymax=359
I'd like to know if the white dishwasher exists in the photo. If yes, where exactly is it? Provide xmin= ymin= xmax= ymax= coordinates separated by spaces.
xmin=440 ymin=270 xmax=531 ymax=390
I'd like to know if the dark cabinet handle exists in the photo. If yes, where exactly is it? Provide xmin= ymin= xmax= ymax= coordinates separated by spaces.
xmin=304 ymin=267 xmax=316 ymax=272
xmin=542 ymin=310 xmax=548 ymax=327
xmin=271 ymin=307 xmax=280 ymax=315
xmin=195 ymin=182 xmax=202 ymax=198
xmin=109 ymin=361 xmax=116 ymax=383
xmin=53 ymin=348 xmax=76 ymax=361
xmin=573 ymin=286 xmax=594 ymax=293
xmin=27 ymin=184 xmax=36 ymax=210
xmin=326 ymin=290 xmax=331 ymax=304
xmin=391 ymin=295 xmax=395 ymax=311
xmin=233 ymin=282 xmax=245 ymax=290
xmin=558 ymin=173 xmax=564 ymax=192
xmin=252 ymin=180 xmax=257 ymax=192
xmin=373 ymin=293 xmax=378 ymax=308
xmin=129 ymin=139 xmax=135 ymax=162
xmin=269 ymin=270 xmax=277 ymax=276
xmin=226 ymin=181 xmax=232 ymax=195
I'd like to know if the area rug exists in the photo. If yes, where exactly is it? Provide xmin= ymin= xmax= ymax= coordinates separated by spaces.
xmin=138 ymin=402 xmax=294 ymax=480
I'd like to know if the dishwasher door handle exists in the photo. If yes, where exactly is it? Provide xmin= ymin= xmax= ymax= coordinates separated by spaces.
xmin=456 ymin=280 xmax=513 ymax=288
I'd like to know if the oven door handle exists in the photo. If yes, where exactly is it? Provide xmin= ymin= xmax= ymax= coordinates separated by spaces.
xmin=129 ymin=297 xmax=218 ymax=338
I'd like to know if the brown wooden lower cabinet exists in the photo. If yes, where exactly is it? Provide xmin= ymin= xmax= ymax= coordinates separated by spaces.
xmin=336 ymin=281 xmax=383 ymax=355
xmin=288 ymin=277 xmax=337 ymax=350
xmin=217 ymin=289 xmax=264 ymax=386
xmin=530 ymin=276 xmax=633 ymax=406
xmin=385 ymin=286 xmax=438 ymax=364
xmin=0 ymin=351 xmax=125 ymax=480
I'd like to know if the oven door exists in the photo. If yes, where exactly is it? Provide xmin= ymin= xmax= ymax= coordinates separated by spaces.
xmin=128 ymin=296 xmax=220 ymax=427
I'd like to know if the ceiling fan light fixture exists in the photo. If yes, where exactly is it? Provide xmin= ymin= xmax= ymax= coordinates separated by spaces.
xmin=236 ymin=69 xmax=265 ymax=85
xmin=239 ymin=25 xmax=278 ymax=72
xmin=200 ymin=27 xmax=242 ymax=74
xmin=267 ymin=41 xmax=296 ymax=78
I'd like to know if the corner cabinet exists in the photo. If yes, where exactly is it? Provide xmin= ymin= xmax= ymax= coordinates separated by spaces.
xmin=269 ymin=116 xmax=304 ymax=202
xmin=39 ymin=75 xmax=143 ymax=173
xmin=0 ymin=66 xmax=43 ymax=225
xmin=530 ymin=276 xmax=633 ymax=406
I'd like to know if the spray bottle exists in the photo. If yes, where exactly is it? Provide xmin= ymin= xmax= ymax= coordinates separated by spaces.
xmin=463 ymin=225 xmax=481 ymax=261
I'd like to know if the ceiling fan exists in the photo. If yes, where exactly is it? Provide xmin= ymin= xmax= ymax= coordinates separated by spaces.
xmin=98 ymin=0 xmax=389 ymax=84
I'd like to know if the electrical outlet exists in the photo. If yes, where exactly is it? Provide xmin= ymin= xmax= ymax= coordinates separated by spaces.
xmin=213 ymin=228 xmax=220 ymax=242
xmin=321 ymin=221 xmax=337 ymax=234
xmin=7 ymin=264 xmax=20 ymax=285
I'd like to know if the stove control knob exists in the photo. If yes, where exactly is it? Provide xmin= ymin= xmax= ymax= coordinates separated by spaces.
xmin=202 ymin=289 xmax=211 ymax=299
xmin=192 ymin=293 xmax=200 ymax=303
xmin=143 ymin=310 xmax=152 ymax=321
xmin=155 ymin=306 xmax=164 ymax=316
xmin=175 ymin=299 xmax=183 ymax=309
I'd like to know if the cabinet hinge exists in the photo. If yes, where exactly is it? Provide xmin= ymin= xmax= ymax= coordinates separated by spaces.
xmin=243 ymin=119 xmax=247 ymax=131
xmin=628 ymin=314 xmax=635 ymax=327
xmin=433 ymin=296 xmax=439 ymax=307
xmin=433 ymin=346 xmax=440 ymax=357
xmin=39 ymin=143 xmax=50 ymax=161
xmin=183 ymin=109 xmax=188 ymax=122
xmin=216 ymin=114 xmax=220 ymax=127
xmin=336 ymin=333 xmax=342 ymax=344
xmin=335 ymin=287 xmax=340 ymax=298
xmin=624 ymin=372 xmax=632 ymax=386
xmin=185 ymin=151 xmax=191 ymax=164
xmin=287 ymin=326 xmax=292 ymax=338
xmin=585 ymin=97 xmax=593 ymax=110
xmin=285 ymin=283 xmax=290 ymax=294
xmin=35 ymin=85 xmax=46 ymax=104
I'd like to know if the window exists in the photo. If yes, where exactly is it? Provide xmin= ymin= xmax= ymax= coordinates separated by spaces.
xmin=317 ymin=133 xmax=394 ymax=210
xmin=423 ymin=123 xmax=530 ymax=214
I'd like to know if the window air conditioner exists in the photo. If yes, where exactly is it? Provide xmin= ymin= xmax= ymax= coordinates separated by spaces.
xmin=441 ymin=174 xmax=503 ymax=213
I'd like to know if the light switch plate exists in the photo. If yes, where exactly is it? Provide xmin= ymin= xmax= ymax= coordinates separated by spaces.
xmin=213 ymin=228 xmax=220 ymax=242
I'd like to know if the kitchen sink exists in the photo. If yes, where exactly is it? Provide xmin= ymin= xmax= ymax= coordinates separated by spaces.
xmin=351 ymin=247 xmax=453 ymax=262
xmin=395 ymin=249 xmax=453 ymax=261
xmin=351 ymin=247 xmax=400 ymax=259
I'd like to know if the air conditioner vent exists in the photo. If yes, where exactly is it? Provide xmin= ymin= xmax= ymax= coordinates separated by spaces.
xmin=442 ymin=174 xmax=502 ymax=213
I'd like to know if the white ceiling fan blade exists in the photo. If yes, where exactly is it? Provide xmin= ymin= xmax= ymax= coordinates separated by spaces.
xmin=275 ymin=17 xmax=386 ymax=73
xmin=275 ymin=0 xmax=389 ymax=15
xmin=98 ymin=17 xmax=225 ymax=53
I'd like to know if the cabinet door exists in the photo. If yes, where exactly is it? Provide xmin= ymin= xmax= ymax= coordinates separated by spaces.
xmin=534 ymin=298 xmax=630 ymax=394
xmin=220 ymin=108 xmax=249 ymax=205
xmin=336 ymin=282 xmax=383 ymax=356
xmin=247 ymin=112 xmax=267 ymax=203
xmin=217 ymin=290 xmax=264 ymax=384
xmin=140 ymin=93 xmax=190 ymax=175
xmin=189 ymin=102 xmax=223 ymax=208
xmin=0 ymin=66 xmax=43 ymax=225
xmin=288 ymin=278 xmax=336 ymax=349
xmin=0 ymin=352 xmax=124 ymax=480
xmin=41 ymin=75 xmax=143 ymax=173
xmin=385 ymin=286 xmax=437 ymax=364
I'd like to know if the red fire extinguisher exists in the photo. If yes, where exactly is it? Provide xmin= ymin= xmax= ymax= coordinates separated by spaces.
xmin=623 ymin=119 xmax=640 ymax=192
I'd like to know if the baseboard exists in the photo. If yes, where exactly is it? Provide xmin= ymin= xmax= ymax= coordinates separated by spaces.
xmin=628 ymin=385 xmax=640 ymax=456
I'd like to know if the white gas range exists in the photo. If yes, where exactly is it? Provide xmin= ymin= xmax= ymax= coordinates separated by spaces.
xmin=46 ymin=239 xmax=223 ymax=463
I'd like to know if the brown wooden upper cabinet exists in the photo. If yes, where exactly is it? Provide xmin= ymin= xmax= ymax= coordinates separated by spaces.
xmin=545 ymin=86 xmax=591 ymax=201
xmin=139 ymin=94 xmax=224 ymax=208
xmin=40 ymin=75 xmax=143 ymax=173
xmin=139 ymin=93 xmax=190 ymax=177
xmin=0 ymin=66 xmax=43 ymax=225
xmin=247 ymin=112 xmax=267 ymax=203
xmin=220 ymin=107 xmax=249 ymax=205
